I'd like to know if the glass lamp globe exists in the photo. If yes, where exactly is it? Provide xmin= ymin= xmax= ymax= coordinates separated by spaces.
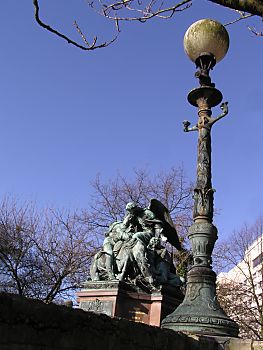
xmin=184 ymin=19 xmax=229 ymax=64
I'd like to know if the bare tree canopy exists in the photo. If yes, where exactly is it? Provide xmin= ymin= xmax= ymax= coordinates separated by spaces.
xmin=32 ymin=0 xmax=263 ymax=51
xmin=0 ymin=167 xmax=192 ymax=302
xmin=82 ymin=167 xmax=193 ymax=280
xmin=215 ymin=217 xmax=263 ymax=339
xmin=0 ymin=198 xmax=99 ymax=303
xmin=81 ymin=167 xmax=192 ymax=243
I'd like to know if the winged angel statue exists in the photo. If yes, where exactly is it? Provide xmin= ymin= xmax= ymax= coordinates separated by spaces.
xmin=90 ymin=199 xmax=184 ymax=288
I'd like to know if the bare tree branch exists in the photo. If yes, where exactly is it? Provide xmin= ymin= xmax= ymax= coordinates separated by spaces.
xmin=208 ymin=0 xmax=263 ymax=17
xmin=32 ymin=0 xmax=118 ymax=50
xmin=225 ymin=11 xmax=254 ymax=26
xmin=32 ymin=0 xmax=263 ymax=51
xmin=248 ymin=24 xmax=263 ymax=35
xmin=92 ymin=0 xmax=192 ymax=22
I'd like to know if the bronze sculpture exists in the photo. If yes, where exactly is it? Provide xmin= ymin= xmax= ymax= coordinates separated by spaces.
xmin=90 ymin=199 xmax=183 ymax=288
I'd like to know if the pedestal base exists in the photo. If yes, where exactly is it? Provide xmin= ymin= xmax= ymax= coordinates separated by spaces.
xmin=76 ymin=280 xmax=184 ymax=326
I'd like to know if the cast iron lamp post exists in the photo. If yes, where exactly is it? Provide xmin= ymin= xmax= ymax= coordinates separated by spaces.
xmin=161 ymin=19 xmax=239 ymax=337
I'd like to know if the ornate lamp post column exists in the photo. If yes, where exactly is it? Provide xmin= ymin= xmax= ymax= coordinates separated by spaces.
xmin=162 ymin=19 xmax=239 ymax=337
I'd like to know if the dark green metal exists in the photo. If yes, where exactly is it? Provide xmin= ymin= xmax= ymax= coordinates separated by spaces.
xmin=161 ymin=56 xmax=239 ymax=337
xmin=188 ymin=86 xmax=222 ymax=107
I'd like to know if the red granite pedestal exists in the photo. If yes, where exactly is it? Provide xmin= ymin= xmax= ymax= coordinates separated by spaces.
xmin=76 ymin=281 xmax=184 ymax=326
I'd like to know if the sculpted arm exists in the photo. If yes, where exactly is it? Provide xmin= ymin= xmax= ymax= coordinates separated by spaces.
xmin=183 ymin=120 xmax=198 ymax=132
xmin=209 ymin=102 xmax=229 ymax=126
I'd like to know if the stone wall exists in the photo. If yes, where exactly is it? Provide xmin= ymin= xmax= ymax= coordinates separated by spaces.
xmin=0 ymin=292 xmax=262 ymax=350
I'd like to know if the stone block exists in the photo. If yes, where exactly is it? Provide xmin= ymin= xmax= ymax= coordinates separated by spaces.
xmin=252 ymin=341 xmax=263 ymax=350
xmin=77 ymin=280 xmax=184 ymax=326
xmin=227 ymin=338 xmax=252 ymax=350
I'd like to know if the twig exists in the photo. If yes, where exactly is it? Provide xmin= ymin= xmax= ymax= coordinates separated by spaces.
xmin=225 ymin=12 xmax=254 ymax=26
xmin=92 ymin=0 xmax=191 ymax=22
xmin=73 ymin=21 xmax=92 ymax=47
xmin=248 ymin=26 xmax=263 ymax=36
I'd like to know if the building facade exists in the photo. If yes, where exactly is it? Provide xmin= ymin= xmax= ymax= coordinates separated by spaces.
xmin=217 ymin=235 xmax=263 ymax=339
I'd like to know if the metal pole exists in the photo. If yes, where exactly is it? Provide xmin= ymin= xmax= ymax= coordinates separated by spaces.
xmin=162 ymin=71 xmax=239 ymax=337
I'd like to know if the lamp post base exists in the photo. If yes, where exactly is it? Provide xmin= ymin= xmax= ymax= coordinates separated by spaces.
xmin=161 ymin=266 xmax=239 ymax=337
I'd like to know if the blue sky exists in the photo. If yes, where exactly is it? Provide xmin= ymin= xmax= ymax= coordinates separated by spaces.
xmin=0 ymin=1 xmax=262 ymax=240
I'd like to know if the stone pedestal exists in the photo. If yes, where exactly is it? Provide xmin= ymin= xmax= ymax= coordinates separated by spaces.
xmin=76 ymin=280 xmax=184 ymax=327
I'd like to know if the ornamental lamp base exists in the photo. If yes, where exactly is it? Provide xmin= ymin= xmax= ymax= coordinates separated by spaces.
xmin=161 ymin=266 xmax=239 ymax=337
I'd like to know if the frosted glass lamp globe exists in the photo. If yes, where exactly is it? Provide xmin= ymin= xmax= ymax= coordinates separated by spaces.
xmin=184 ymin=19 xmax=229 ymax=64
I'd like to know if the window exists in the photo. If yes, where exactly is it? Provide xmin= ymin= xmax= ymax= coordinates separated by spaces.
xmin=253 ymin=253 xmax=263 ymax=268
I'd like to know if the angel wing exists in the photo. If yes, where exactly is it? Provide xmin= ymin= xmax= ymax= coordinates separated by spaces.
xmin=149 ymin=198 xmax=182 ymax=251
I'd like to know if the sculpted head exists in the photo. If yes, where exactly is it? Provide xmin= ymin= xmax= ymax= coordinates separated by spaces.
xmin=126 ymin=202 xmax=139 ymax=212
